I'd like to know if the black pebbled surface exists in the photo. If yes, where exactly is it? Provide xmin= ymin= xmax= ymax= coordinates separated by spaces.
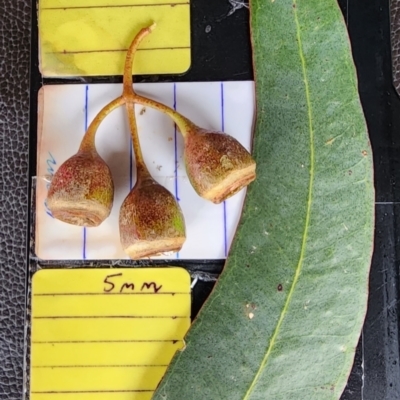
xmin=391 ymin=0 xmax=400 ymax=93
xmin=0 ymin=0 xmax=31 ymax=398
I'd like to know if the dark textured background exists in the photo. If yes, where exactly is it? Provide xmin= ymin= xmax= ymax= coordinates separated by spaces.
xmin=392 ymin=0 xmax=400 ymax=93
xmin=1 ymin=0 xmax=400 ymax=399
xmin=0 ymin=0 xmax=31 ymax=398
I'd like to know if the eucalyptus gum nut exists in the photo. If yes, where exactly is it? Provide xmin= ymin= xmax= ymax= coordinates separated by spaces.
xmin=184 ymin=128 xmax=256 ymax=204
xmin=119 ymin=177 xmax=186 ymax=259
xmin=47 ymin=151 xmax=114 ymax=227
xmin=119 ymin=25 xmax=187 ymax=259
xmin=118 ymin=25 xmax=256 ymax=205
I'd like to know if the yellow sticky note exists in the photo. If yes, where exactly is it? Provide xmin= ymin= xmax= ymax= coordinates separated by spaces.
xmin=38 ymin=0 xmax=191 ymax=77
xmin=30 ymin=268 xmax=191 ymax=400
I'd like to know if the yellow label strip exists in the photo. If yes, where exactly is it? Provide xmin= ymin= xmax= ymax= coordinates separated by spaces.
xmin=38 ymin=0 xmax=191 ymax=76
xmin=30 ymin=268 xmax=191 ymax=400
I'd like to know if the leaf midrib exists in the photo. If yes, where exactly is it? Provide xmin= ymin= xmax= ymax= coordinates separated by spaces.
xmin=242 ymin=2 xmax=315 ymax=398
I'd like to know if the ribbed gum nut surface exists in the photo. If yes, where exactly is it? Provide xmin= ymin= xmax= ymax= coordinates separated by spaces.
xmin=47 ymin=151 xmax=114 ymax=227
xmin=184 ymin=129 xmax=256 ymax=203
xmin=119 ymin=179 xmax=186 ymax=258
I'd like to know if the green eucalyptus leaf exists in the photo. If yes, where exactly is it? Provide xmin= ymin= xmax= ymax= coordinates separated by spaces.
xmin=153 ymin=0 xmax=374 ymax=399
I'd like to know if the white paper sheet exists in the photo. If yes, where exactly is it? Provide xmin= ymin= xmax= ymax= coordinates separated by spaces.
xmin=35 ymin=81 xmax=255 ymax=260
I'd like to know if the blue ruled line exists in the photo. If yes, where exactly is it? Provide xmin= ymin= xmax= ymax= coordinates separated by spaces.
xmin=173 ymin=83 xmax=180 ymax=260
xmin=221 ymin=82 xmax=228 ymax=257
xmin=83 ymin=85 xmax=89 ymax=260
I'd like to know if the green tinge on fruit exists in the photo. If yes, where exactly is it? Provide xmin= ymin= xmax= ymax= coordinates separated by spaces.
xmin=184 ymin=128 xmax=256 ymax=204
xmin=119 ymin=178 xmax=186 ymax=259
xmin=47 ymin=151 xmax=114 ymax=227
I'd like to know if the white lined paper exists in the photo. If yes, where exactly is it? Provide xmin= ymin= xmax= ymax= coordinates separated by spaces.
xmin=35 ymin=81 xmax=255 ymax=260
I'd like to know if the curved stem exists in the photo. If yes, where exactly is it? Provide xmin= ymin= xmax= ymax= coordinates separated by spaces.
xmin=79 ymin=96 xmax=125 ymax=152
xmin=133 ymin=93 xmax=195 ymax=137
xmin=123 ymin=24 xmax=156 ymax=98
xmin=122 ymin=24 xmax=156 ymax=181
xmin=122 ymin=23 xmax=195 ymax=138
xmin=125 ymin=100 xmax=149 ymax=178
xmin=78 ymin=23 xmax=195 ymax=159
